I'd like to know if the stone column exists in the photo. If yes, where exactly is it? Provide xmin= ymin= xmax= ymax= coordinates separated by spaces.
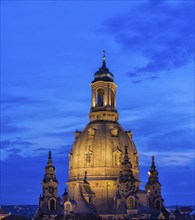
xmin=92 ymin=89 xmax=96 ymax=107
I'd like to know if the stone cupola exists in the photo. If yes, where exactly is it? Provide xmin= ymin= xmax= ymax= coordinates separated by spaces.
xmin=89 ymin=50 xmax=118 ymax=122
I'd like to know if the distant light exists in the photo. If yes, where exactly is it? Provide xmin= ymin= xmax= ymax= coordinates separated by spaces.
xmin=148 ymin=171 xmax=151 ymax=176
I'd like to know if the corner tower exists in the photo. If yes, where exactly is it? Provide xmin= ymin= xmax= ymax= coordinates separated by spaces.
xmin=38 ymin=151 xmax=62 ymax=218
xmin=145 ymin=156 xmax=164 ymax=210
xmin=67 ymin=52 xmax=140 ymax=213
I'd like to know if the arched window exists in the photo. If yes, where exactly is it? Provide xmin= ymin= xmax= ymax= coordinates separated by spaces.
xmin=127 ymin=196 xmax=135 ymax=210
xmin=50 ymin=199 xmax=55 ymax=210
xmin=155 ymin=199 xmax=161 ymax=210
xmin=96 ymin=89 xmax=104 ymax=106
xmin=111 ymin=90 xmax=115 ymax=108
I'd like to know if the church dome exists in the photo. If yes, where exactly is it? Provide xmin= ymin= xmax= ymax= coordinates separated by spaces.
xmin=68 ymin=120 xmax=139 ymax=182
xmin=67 ymin=52 xmax=140 ymax=212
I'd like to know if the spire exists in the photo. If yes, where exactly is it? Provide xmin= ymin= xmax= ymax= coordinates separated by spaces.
xmin=39 ymin=151 xmax=61 ymax=217
xmin=149 ymin=156 xmax=157 ymax=174
xmin=43 ymin=150 xmax=57 ymax=183
xmin=62 ymin=187 xmax=68 ymax=196
xmin=146 ymin=155 xmax=160 ymax=186
xmin=47 ymin=151 xmax=53 ymax=166
xmin=124 ymin=146 xmax=130 ymax=163
xmin=102 ymin=50 xmax=106 ymax=67
xmin=121 ymin=146 xmax=132 ymax=170
xmin=151 ymin=155 xmax=156 ymax=171
xmin=48 ymin=150 xmax=52 ymax=159
xmin=145 ymin=156 xmax=163 ymax=211
xmin=119 ymin=146 xmax=135 ymax=184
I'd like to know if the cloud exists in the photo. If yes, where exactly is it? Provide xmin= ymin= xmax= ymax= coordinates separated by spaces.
xmin=33 ymin=145 xmax=71 ymax=157
xmin=1 ymin=124 xmax=26 ymax=134
xmin=0 ymin=137 xmax=36 ymax=160
xmin=131 ymin=75 xmax=159 ymax=83
xmin=1 ymin=94 xmax=39 ymax=105
xmin=0 ymin=115 xmax=28 ymax=134
xmin=0 ymin=93 xmax=45 ymax=115
xmin=119 ymin=102 xmax=194 ymax=168
xmin=102 ymin=0 xmax=194 ymax=76
xmin=147 ymin=129 xmax=194 ymax=152
xmin=139 ymin=150 xmax=194 ymax=168
xmin=120 ymin=90 xmax=194 ymax=136
xmin=0 ymin=138 xmax=34 ymax=149
xmin=132 ymin=79 xmax=143 ymax=84
xmin=0 ymin=135 xmax=71 ymax=161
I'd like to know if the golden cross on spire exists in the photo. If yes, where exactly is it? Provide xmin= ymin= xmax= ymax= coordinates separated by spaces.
xmin=102 ymin=50 xmax=106 ymax=61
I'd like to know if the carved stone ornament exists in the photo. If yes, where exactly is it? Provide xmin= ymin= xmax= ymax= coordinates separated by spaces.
xmin=113 ymin=148 xmax=122 ymax=166
xmin=111 ymin=127 xmax=118 ymax=137
xmin=68 ymin=151 xmax=73 ymax=158
xmin=126 ymin=131 xmax=133 ymax=139
xmin=85 ymin=148 xmax=93 ymax=166
xmin=134 ymin=152 xmax=138 ymax=168
xmin=88 ymin=127 xmax=95 ymax=137
xmin=74 ymin=130 xmax=81 ymax=139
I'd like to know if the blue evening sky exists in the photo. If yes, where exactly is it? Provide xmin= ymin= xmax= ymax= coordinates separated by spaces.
xmin=1 ymin=0 xmax=194 ymax=206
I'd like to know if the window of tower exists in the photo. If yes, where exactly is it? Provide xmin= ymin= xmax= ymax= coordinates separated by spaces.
xmin=96 ymin=89 xmax=104 ymax=106
xmin=49 ymin=199 xmax=56 ymax=210
xmin=111 ymin=90 xmax=115 ymax=108
xmin=127 ymin=196 xmax=135 ymax=210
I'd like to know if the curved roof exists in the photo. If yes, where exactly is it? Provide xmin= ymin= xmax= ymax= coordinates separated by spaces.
xmin=68 ymin=120 xmax=139 ymax=182
xmin=92 ymin=53 xmax=114 ymax=83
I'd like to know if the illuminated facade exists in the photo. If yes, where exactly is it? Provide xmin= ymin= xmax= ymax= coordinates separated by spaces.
xmin=65 ymin=53 xmax=168 ymax=219
xmin=38 ymin=52 xmax=169 ymax=219
xmin=67 ymin=52 xmax=140 ymax=214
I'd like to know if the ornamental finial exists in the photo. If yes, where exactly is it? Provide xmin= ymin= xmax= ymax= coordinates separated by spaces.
xmin=102 ymin=50 xmax=106 ymax=67
xmin=122 ymin=146 xmax=132 ymax=168
xmin=103 ymin=49 xmax=106 ymax=57
xmin=152 ymin=155 xmax=155 ymax=164
xmin=48 ymin=151 xmax=52 ymax=160
xmin=151 ymin=155 xmax=156 ymax=170
xmin=124 ymin=146 xmax=129 ymax=161
xmin=47 ymin=151 xmax=53 ymax=167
